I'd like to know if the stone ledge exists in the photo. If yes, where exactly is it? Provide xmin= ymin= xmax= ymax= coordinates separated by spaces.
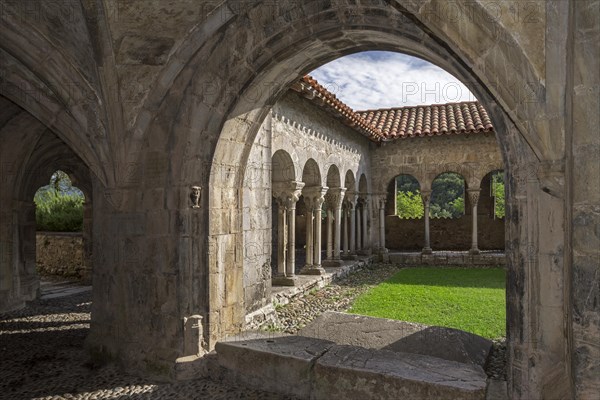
xmin=214 ymin=335 xmax=487 ymax=400
xmin=215 ymin=335 xmax=335 ymax=399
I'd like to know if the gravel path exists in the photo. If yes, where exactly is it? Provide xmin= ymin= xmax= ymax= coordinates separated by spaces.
xmin=0 ymin=291 xmax=292 ymax=400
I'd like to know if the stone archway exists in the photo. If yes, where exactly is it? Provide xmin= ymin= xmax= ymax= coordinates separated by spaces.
xmin=189 ymin=12 xmax=568 ymax=400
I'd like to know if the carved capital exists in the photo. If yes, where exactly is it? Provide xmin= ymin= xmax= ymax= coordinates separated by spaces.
xmin=420 ymin=190 xmax=432 ymax=206
xmin=273 ymin=181 xmax=305 ymax=209
xmin=467 ymin=189 xmax=481 ymax=207
xmin=344 ymin=191 xmax=358 ymax=209
xmin=374 ymin=193 xmax=387 ymax=210
xmin=325 ymin=187 xmax=346 ymax=210
xmin=303 ymin=186 xmax=328 ymax=211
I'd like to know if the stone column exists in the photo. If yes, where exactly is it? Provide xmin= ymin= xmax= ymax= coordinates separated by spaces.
xmin=326 ymin=208 xmax=333 ymax=260
xmin=376 ymin=194 xmax=388 ymax=255
xmin=342 ymin=201 xmax=349 ymax=258
xmin=348 ymin=192 xmax=358 ymax=257
xmin=468 ymin=189 xmax=481 ymax=255
xmin=324 ymin=188 xmax=345 ymax=266
xmin=363 ymin=196 xmax=369 ymax=250
xmin=356 ymin=203 xmax=362 ymax=252
xmin=358 ymin=195 xmax=370 ymax=254
xmin=301 ymin=186 xmax=327 ymax=275
xmin=304 ymin=196 xmax=314 ymax=269
xmin=274 ymin=198 xmax=286 ymax=279
xmin=421 ymin=190 xmax=432 ymax=255
xmin=272 ymin=181 xmax=304 ymax=286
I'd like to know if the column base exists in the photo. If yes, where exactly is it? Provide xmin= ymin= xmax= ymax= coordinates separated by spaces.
xmin=469 ymin=248 xmax=481 ymax=255
xmin=421 ymin=247 xmax=433 ymax=255
xmin=300 ymin=266 xmax=326 ymax=275
xmin=271 ymin=276 xmax=297 ymax=286
xmin=378 ymin=249 xmax=390 ymax=263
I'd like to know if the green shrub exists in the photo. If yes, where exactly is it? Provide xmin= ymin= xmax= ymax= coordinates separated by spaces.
xmin=35 ymin=190 xmax=84 ymax=232
xmin=34 ymin=171 xmax=84 ymax=232
xmin=395 ymin=190 xmax=424 ymax=218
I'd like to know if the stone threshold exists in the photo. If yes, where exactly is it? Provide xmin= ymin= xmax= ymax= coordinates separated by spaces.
xmin=244 ymin=255 xmax=374 ymax=330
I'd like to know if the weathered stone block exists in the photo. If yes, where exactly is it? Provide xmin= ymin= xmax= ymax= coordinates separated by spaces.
xmin=313 ymin=345 xmax=487 ymax=400
xmin=216 ymin=335 xmax=334 ymax=398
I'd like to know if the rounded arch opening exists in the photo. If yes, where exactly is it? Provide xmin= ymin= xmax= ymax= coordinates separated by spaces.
xmin=201 ymin=12 xmax=542 ymax=390
xmin=326 ymin=165 xmax=341 ymax=188
xmin=392 ymin=174 xmax=423 ymax=219
xmin=302 ymin=159 xmax=322 ymax=187
xmin=430 ymin=172 xmax=466 ymax=219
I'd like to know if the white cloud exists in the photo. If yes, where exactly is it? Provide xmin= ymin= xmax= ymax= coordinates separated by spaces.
xmin=310 ymin=51 xmax=476 ymax=110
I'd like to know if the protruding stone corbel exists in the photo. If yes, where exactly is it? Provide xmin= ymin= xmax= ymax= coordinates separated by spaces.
xmin=190 ymin=186 xmax=202 ymax=208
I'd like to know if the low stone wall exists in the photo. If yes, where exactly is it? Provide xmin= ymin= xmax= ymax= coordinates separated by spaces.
xmin=36 ymin=232 xmax=84 ymax=278
xmin=386 ymin=216 xmax=505 ymax=251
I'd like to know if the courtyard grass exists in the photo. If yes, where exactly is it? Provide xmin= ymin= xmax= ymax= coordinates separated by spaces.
xmin=347 ymin=267 xmax=506 ymax=339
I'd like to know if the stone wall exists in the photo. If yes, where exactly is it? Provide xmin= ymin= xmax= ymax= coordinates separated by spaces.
xmin=35 ymin=232 xmax=84 ymax=278
xmin=242 ymin=91 xmax=372 ymax=315
xmin=371 ymin=132 xmax=504 ymax=193
xmin=386 ymin=216 xmax=504 ymax=251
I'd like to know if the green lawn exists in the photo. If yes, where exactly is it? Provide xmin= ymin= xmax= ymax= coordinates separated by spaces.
xmin=348 ymin=267 xmax=506 ymax=339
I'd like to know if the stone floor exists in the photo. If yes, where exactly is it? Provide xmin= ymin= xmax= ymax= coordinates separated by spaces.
xmin=0 ymin=281 xmax=292 ymax=400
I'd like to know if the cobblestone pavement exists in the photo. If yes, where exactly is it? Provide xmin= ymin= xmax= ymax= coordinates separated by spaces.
xmin=0 ymin=289 xmax=292 ymax=400
xmin=1 ymin=266 xmax=506 ymax=399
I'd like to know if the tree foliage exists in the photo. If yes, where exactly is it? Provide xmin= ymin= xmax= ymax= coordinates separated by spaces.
xmin=396 ymin=191 xmax=424 ymax=218
xmin=395 ymin=175 xmax=424 ymax=218
xmin=34 ymin=171 xmax=84 ymax=232
xmin=491 ymin=171 xmax=505 ymax=219
xmin=430 ymin=172 xmax=465 ymax=218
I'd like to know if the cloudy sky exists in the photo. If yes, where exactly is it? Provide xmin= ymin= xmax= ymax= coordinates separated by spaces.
xmin=310 ymin=51 xmax=476 ymax=110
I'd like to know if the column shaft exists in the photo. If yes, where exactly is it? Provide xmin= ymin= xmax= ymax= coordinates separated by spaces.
xmin=342 ymin=206 xmax=349 ymax=256
xmin=356 ymin=206 xmax=362 ymax=251
xmin=468 ymin=189 xmax=481 ymax=255
xmin=422 ymin=191 xmax=432 ymax=254
xmin=277 ymin=203 xmax=286 ymax=275
xmin=286 ymin=205 xmax=296 ymax=276
xmin=305 ymin=203 xmax=313 ymax=267
xmin=350 ymin=205 xmax=356 ymax=254
xmin=361 ymin=200 xmax=368 ymax=249
xmin=326 ymin=209 xmax=333 ymax=259
xmin=313 ymin=205 xmax=323 ymax=266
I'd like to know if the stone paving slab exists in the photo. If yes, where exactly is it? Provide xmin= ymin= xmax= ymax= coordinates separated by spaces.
xmin=313 ymin=345 xmax=487 ymax=400
xmin=299 ymin=311 xmax=493 ymax=368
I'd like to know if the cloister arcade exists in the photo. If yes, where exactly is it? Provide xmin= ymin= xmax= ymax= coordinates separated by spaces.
xmin=237 ymin=75 xmax=507 ymax=322
xmin=1 ymin=2 xmax=597 ymax=398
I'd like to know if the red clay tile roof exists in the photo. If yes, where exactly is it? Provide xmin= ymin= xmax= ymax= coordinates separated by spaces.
xmin=357 ymin=102 xmax=494 ymax=139
xmin=291 ymin=76 xmax=384 ymax=141
xmin=292 ymin=75 xmax=494 ymax=142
